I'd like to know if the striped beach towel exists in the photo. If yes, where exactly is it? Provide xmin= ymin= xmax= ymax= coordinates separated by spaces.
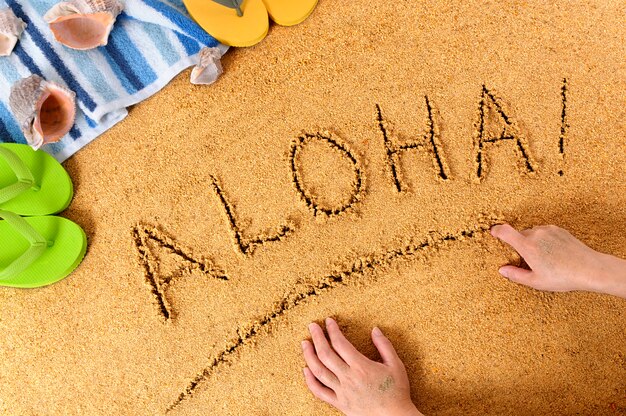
xmin=0 ymin=0 xmax=226 ymax=162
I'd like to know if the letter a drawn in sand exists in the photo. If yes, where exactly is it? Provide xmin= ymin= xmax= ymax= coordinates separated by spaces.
xmin=474 ymin=85 xmax=537 ymax=180
xmin=132 ymin=224 xmax=228 ymax=320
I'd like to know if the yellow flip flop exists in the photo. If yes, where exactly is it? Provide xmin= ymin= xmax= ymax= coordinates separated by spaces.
xmin=261 ymin=0 xmax=318 ymax=26
xmin=183 ymin=0 xmax=269 ymax=47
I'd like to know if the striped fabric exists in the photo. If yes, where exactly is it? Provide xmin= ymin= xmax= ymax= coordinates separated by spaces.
xmin=0 ymin=0 xmax=226 ymax=162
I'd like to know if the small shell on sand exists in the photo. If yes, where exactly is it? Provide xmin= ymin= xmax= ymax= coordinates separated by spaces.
xmin=190 ymin=47 xmax=223 ymax=85
xmin=0 ymin=8 xmax=27 ymax=57
xmin=9 ymin=75 xmax=76 ymax=149
xmin=44 ymin=0 xmax=123 ymax=50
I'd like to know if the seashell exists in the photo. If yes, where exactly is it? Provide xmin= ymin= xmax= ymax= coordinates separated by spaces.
xmin=9 ymin=75 xmax=76 ymax=149
xmin=0 ymin=8 xmax=27 ymax=57
xmin=190 ymin=47 xmax=223 ymax=85
xmin=44 ymin=0 xmax=123 ymax=50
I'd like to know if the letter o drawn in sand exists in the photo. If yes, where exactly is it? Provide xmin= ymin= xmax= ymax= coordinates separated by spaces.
xmin=289 ymin=132 xmax=364 ymax=216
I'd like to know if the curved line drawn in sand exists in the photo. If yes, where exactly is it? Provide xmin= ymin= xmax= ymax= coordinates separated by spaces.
xmin=474 ymin=85 xmax=537 ymax=180
xmin=558 ymin=78 xmax=569 ymax=176
xmin=376 ymin=96 xmax=450 ymax=193
xmin=132 ymin=224 xmax=229 ymax=320
xmin=210 ymin=175 xmax=295 ymax=256
xmin=167 ymin=216 xmax=500 ymax=412
xmin=289 ymin=132 xmax=364 ymax=216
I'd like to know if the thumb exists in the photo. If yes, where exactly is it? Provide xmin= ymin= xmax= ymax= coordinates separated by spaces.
xmin=499 ymin=265 xmax=534 ymax=286
xmin=371 ymin=327 xmax=401 ymax=367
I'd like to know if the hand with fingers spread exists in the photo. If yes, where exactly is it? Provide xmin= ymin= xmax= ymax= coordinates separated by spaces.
xmin=301 ymin=318 xmax=424 ymax=416
xmin=491 ymin=223 xmax=626 ymax=298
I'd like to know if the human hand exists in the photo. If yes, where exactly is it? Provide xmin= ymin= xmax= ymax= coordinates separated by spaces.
xmin=301 ymin=318 xmax=423 ymax=416
xmin=491 ymin=223 xmax=626 ymax=297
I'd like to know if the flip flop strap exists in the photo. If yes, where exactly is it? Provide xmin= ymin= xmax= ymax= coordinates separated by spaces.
xmin=0 ymin=147 xmax=37 ymax=205
xmin=0 ymin=210 xmax=48 ymax=281
xmin=212 ymin=0 xmax=244 ymax=16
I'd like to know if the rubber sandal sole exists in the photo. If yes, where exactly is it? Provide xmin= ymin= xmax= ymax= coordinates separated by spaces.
xmin=0 ymin=216 xmax=87 ymax=288
xmin=0 ymin=144 xmax=73 ymax=216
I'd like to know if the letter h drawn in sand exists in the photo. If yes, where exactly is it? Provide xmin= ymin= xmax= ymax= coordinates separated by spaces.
xmin=474 ymin=85 xmax=537 ymax=180
xmin=376 ymin=96 xmax=450 ymax=192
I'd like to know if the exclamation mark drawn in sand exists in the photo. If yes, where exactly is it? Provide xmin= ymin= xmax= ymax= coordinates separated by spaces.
xmin=167 ymin=216 xmax=500 ymax=412
xmin=376 ymin=96 xmax=450 ymax=193
xmin=210 ymin=176 xmax=294 ymax=255
xmin=558 ymin=78 xmax=568 ymax=176
xmin=132 ymin=225 xmax=228 ymax=320
xmin=474 ymin=85 xmax=537 ymax=180
xmin=289 ymin=132 xmax=364 ymax=216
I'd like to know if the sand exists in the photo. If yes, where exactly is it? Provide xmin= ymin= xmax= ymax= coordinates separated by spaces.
xmin=1 ymin=0 xmax=625 ymax=414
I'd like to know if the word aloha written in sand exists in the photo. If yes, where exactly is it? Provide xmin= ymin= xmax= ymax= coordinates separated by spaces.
xmin=132 ymin=80 xmax=570 ymax=321
xmin=127 ymin=80 xmax=570 ymax=411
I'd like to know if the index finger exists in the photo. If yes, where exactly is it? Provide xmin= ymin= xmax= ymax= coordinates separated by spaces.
xmin=325 ymin=317 xmax=365 ymax=366
xmin=309 ymin=323 xmax=349 ymax=375
xmin=490 ymin=223 xmax=531 ymax=256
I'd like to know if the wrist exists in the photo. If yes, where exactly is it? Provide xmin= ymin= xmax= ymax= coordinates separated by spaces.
xmin=387 ymin=401 xmax=423 ymax=416
xmin=409 ymin=407 xmax=425 ymax=416
xmin=588 ymin=252 xmax=626 ymax=298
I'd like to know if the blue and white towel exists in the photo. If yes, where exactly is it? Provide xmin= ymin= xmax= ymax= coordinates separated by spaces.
xmin=0 ymin=0 xmax=226 ymax=162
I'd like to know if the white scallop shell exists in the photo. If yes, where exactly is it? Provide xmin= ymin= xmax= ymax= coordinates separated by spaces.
xmin=0 ymin=8 xmax=27 ymax=57
xmin=9 ymin=75 xmax=77 ymax=149
xmin=44 ymin=0 xmax=124 ymax=50
xmin=190 ymin=47 xmax=223 ymax=85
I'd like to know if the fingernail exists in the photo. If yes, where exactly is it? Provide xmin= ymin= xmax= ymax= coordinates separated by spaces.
xmin=301 ymin=340 xmax=308 ymax=350
xmin=325 ymin=317 xmax=335 ymax=326
xmin=499 ymin=267 xmax=509 ymax=278
xmin=372 ymin=326 xmax=383 ymax=337
xmin=308 ymin=323 xmax=316 ymax=333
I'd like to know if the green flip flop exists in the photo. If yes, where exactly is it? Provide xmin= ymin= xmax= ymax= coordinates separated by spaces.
xmin=0 ymin=210 xmax=86 ymax=288
xmin=0 ymin=143 xmax=73 ymax=216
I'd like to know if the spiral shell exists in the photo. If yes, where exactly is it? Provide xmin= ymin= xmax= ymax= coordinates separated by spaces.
xmin=44 ymin=0 xmax=124 ymax=50
xmin=190 ymin=47 xmax=223 ymax=85
xmin=9 ymin=75 xmax=76 ymax=149
xmin=0 ymin=8 xmax=27 ymax=57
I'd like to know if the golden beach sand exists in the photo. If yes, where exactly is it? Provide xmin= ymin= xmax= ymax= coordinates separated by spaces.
xmin=1 ymin=0 xmax=625 ymax=414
